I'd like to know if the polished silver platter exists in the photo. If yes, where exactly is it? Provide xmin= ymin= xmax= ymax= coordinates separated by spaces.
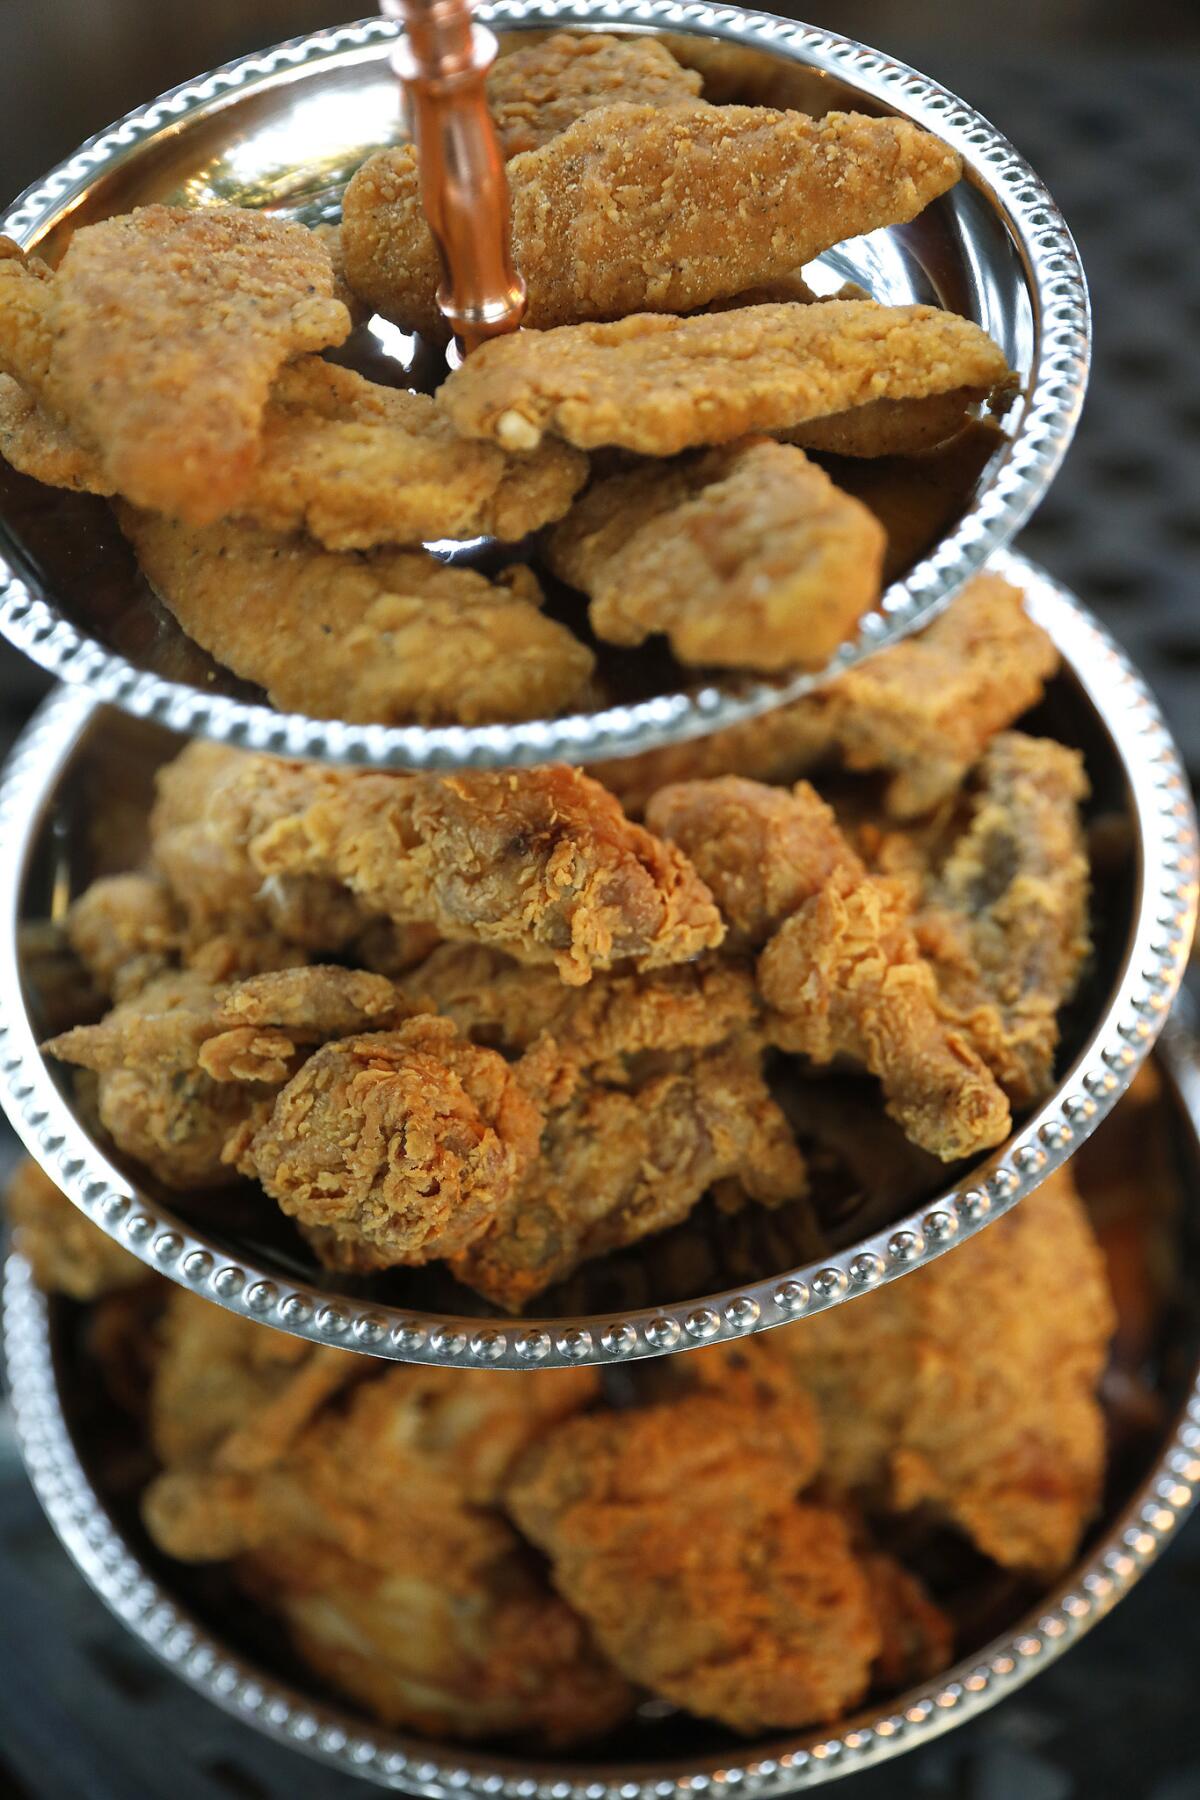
xmin=0 ymin=551 xmax=1193 ymax=1369
xmin=0 ymin=2 xmax=1089 ymax=771
xmin=6 ymin=1011 xmax=1200 ymax=1794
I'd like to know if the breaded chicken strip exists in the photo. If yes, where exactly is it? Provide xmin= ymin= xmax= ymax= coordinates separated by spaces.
xmin=505 ymin=1391 xmax=884 ymax=1733
xmin=487 ymin=32 xmax=702 ymax=156
xmin=908 ymin=732 xmax=1091 ymax=1105
xmin=648 ymin=777 xmax=1010 ymax=1160
xmin=547 ymin=440 xmax=885 ymax=671
xmin=34 ymin=208 xmax=349 ymax=524
xmin=238 ymin=1019 xmax=544 ymax=1266
xmin=150 ymin=744 xmax=724 ymax=985
xmin=118 ymin=507 xmax=594 ymax=727
xmin=143 ymin=1302 xmax=629 ymax=1744
xmin=438 ymin=300 xmax=1010 ymax=455
xmin=343 ymin=105 xmax=960 ymax=337
xmin=4 ymin=1157 xmax=147 ymax=1299
xmin=67 ymin=872 xmax=180 ymax=1001
xmin=447 ymin=1039 xmax=808 ymax=1310
xmin=595 ymin=572 xmax=1057 ymax=817
xmin=724 ymin=1168 xmax=1115 ymax=1576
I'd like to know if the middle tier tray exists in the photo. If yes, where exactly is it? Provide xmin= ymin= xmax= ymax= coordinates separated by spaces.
xmin=0 ymin=549 xmax=1194 ymax=1370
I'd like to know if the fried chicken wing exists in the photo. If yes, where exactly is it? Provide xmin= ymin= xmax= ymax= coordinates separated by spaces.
xmin=597 ymin=572 xmax=1058 ymax=817
xmin=35 ymin=208 xmax=349 ymax=524
xmin=649 ymin=777 xmax=1010 ymax=1159
xmin=505 ymin=1391 xmax=883 ymax=1734
xmin=143 ymin=1300 xmax=629 ymax=1745
xmin=438 ymin=300 xmax=1011 ymax=456
xmin=238 ymin=1018 xmax=543 ymax=1266
xmin=739 ymin=1168 xmax=1116 ymax=1576
xmin=447 ymin=1039 xmax=807 ymax=1310
xmin=150 ymin=744 xmax=724 ymax=985
xmin=486 ymin=32 xmax=702 ymax=156
xmin=547 ymin=440 xmax=884 ymax=671
xmin=4 ymin=1157 xmax=147 ymax=1300
xmin=118 ymin=505 xmax=594 ymax=727
xmin=343 ymin=106 xmax=960 ymax=336
xmin=67 ymin=872 xmax=180 ymax=1001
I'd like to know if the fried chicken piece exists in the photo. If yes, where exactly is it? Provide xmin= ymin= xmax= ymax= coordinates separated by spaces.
xmin=506 ymin=1392 xmax=884 ymax=1733
xmin=38 ymin=207 xmax=349 ymax=524
xmin=786 ymin=386 xmax=989 ymax=458
xmin=67 ymin=872 xmax=181 ymax=1001
xmin=747 ymin=1168 xmax=1115 ymax=1576
xmin=448 ymin=1039 xmax=807 ymax=1310
xmin=309 ymin=221 xmax=366 ymax=321
xmin=0 ymin=371 xmax=108 ymax=492
xmin=44 ymin=966 xmax=406 ymax=1190
xmin=486 ymin=32 xmax=702 ymax=156
xmin=144 ymin=1303 xmax=629 ymax=1745
xmin=909 ymin=732 xmax=1090 ymax=1106
xmin=343 ymin=105 xmax=960 ymax=337
xmin=399 ymin=941 xmax=758 ymax=1070
xmin=439 ymin=300 xmax=1011 ymax=456
xmin=649 ymin=777 xmax=1010 ymax=1160
xmin=118 ymin=505 xmax=594 ymax=727
xmin=150 ymin=743 xmax=724 ymax=985
xmin=862 ymin=1552 xmax=954 ymax=1689
xmin=0 ymin=239 xmax=55 ymax=385
xmin=597 ymin=572 xmax=1057 ymax=817
xmin=547 ymin=440 xmax=884 ymax=671
xmin=238 ymin=1019 xmax=544 ymax=1266
xmin=4 ymin=1157 xmax=147 ymax=1300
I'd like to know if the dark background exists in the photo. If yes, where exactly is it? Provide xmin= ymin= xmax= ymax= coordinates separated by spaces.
xmin=1 ymin=3 xmax=1199 ymax=1797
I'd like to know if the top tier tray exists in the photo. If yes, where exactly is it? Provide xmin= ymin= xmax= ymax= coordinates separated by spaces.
xmin=0 ymin=1 xmax=1090 ymax=771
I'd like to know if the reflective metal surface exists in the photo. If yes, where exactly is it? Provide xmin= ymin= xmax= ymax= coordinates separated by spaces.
xmin=0 ymin=3 xmax=1089 ymax=770
xmin=6 ymin=1009 xmax=1200 ymax=1792
xmin=0 ymin=552 xmax=1192 ymax=1369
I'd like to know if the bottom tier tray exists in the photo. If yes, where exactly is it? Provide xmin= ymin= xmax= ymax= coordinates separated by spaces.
xmin=5 ymin=1013 xmax=1200 ymax=1797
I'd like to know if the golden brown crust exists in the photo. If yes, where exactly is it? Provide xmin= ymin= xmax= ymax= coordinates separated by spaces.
xmin=486 ymin=32 xmax=702 ymax=156
xmin=547 ymin=440 xmax=885 ymax=671
xmin=438 ymin=301 xmax=1011 ymax=455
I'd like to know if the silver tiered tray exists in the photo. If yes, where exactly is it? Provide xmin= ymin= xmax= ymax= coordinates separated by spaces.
xmin=0 ymin=551 xmax=1193 ymax=1370
xmin=0 ymin=2 xmax=1089 ymax=772
xmin=6 ymin=1011 xmax=1200 ymax=1794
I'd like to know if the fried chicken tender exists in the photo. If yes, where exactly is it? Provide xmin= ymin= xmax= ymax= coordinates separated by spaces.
xmin=150 ymin=743 xmax=724 ymax=985
xmin=438 ymin=300 xmax=1011 ymax=456
xmin=596 ymin=573 xmax=1057 ymax=817
xmin=748 ymin=1168 xmax=1115 ymax=1575
xmin=343 ymin=105 xmax=960 ymax=337
xmin=649 ymin=777 xmax=1010 ymax=1160
xmin=118 ymin=505 xmax=594 ymax=727
xmin=4 ymin=1157 xmax=147 ymax=1300
xmin=547 ymin=440 xmax=885 ymax=671
xmin=67 ymin=872 xmax=180 ymax=1001
xmin=35 ymin=208 xmax=349 ymax=524
xmin=448 ymin=1039 xmax=808 ymax=1310
xmin=486 ymin=32 xmax=702 ymax=156
xmin=506 ymin=1392 xmax=885 ymax=1733
xmin=0 ymin=371 xmax=106 ymax=493
xmin=910 ymin=732 xmax=1091 ymax=1105
xmin=239 ymin=1018 xmax=544 ymax=1266
xmin=143 ymin=1302 xmax=629 ymax=1744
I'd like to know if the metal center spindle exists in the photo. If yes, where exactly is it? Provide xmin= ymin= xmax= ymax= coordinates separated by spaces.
xmin=381 ymin=0 xmax=527 ymax=352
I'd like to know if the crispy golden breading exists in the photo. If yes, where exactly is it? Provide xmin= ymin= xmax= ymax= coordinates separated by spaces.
xmin=486 ymin=32 xmax=702 ymax=156
xmin=67 ymin=872 xmax=180 ymax=1001
xmin=150 ymin=744 xmax=724 ymax=986
xmin=910 ymin=732 xmax=1091 ymax=1106
xmin=597 ymin=573 xmax=1058 ymax=817
xmin=343 ymin=106 xmax=960 ymax=337
xmin=0 ymin=240 xmax=55 ymax=387
xmin=547 ymin=440 xmax=885 ymax=671
xmin=744 ymin=1168 xmax=1116 ymax=1575
xmin=37 ymin=207 xmax=349 ymax=524
xmin=309 ymin=221 xmax=366 ymax=321
xmin=438 ymin=301 xmax=1011 ymax=455
xmin=448 ymin=1039 xmax=807 ymax=1310
xmin=649 ymin=777 xmax=1010 ymax=1160
xmin=4 ymin=1157 xmax=147 ymax=1300
xmin=239 ymin=1019 xmax=544 ymax=1266
xmin=119 ymin=505 xmax=594 ymax=727
xmin=143 ymin=1304 xmax=629 ymax=1745
xmin=0 ymin=372 xmax=108 ymax=493
xmin=505 ymin=1392 xmax=883 ymax=1733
